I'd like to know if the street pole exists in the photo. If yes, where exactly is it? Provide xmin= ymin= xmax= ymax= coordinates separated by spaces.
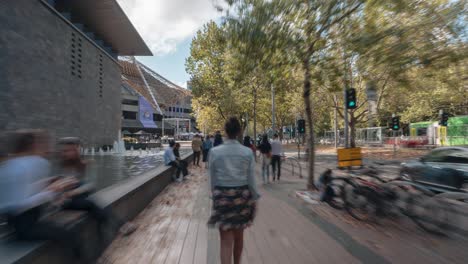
xmin=271 ymin=84 xmax=276 ymax=133
xmin=392 ymin=113 xmax=396 ymax=157
xmin=162 ymin=118 xmax=165 ymax=137
xmin=245 ymin=112 xmax=249 ymax=137
xmin=176 ymin=119 xmax=179 ymax=140
xmin=334 ymin=94 xmax=338 ymax=148
xmin=344 ymin=88 xmax=349 ymax=148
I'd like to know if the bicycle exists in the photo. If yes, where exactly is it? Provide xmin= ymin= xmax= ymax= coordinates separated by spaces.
xmin=318 ymin=169 xmax=358 ymax=210
xmin=341 ymin=166 xmax=457 ymax=235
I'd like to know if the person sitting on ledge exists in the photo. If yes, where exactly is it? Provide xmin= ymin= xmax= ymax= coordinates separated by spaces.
xmin=164 ymin=140 xmax=188 ymax=182
xmin=56 ymin=137 xmax=134 ymax=243
xmin=0 ymin=130 xmax=84 ymax=260
xmin=174 ymin=142 xmax=189 ymax=178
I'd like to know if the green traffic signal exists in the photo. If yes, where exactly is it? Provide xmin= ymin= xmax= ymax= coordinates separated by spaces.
xmin=346 ymin=88 xmax=357 ymax=109
xmin=393 ymin=125 xmax=399 ymax=129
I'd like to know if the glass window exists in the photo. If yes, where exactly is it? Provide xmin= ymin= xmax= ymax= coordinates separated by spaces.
xmin=122 ymin=99 xmax=138 ymax=106
xmin=122 ymin=111 xmax=137 ymax=120
xmin=153 ymin=114 xmax=163 ymax=121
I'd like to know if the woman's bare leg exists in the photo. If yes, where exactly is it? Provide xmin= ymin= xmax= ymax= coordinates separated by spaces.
xmin=220 ymin=228 xmax=234 ymax=264
xmin=233 ymin=228 xmax=244 ymax=264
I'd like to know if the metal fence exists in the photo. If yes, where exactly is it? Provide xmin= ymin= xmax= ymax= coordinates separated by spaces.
xmin=318 ymin=125 xmax=468 ymax=148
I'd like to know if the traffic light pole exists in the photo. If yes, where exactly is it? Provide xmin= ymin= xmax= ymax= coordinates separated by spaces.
xmin=334 ymin=94 xmax=338 ymax=149
xmin=344 ymin=88 xmax=349 ymax=148
xmin=271 ymin=84 xmax=276 ymax=133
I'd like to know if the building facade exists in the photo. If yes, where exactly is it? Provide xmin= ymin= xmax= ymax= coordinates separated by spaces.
xmin=120 ymin=59 xmax=196 ymax=135
xmin=0 ymin=0 xmax=151 ymax=147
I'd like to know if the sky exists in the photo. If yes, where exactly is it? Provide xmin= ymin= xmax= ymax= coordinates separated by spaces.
xmin=117 ymin=0 xmax=224 ymax=89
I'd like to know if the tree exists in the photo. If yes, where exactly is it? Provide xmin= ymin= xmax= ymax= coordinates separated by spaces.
xmin=191 ymin=0 xmax=467 ymax=191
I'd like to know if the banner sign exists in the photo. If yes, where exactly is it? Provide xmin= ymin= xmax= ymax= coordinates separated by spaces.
xmin=139 ymin=96 xmax=157 ymax=128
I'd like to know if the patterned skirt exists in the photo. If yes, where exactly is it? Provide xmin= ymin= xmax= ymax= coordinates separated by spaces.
xmin=207 ymin=185 xmax=256 ymax=230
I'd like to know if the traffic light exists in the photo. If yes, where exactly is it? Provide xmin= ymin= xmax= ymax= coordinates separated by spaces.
xmin=440 ymin=113 xmax=449 ymax=126
xmin=297 ymin=119 xmax=306 ymax=134
xmin=391 ymin=116 xmax=400 ymax=131
xmin=345 ymin=88 xmax=357 ymax=109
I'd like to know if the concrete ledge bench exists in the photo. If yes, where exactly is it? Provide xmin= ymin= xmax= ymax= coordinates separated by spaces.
xmin=0 ymin=153 xmax=193 ymax=264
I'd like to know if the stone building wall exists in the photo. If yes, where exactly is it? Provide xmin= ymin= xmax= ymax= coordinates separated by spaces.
xmin=0 ymin=0 xmax=121 ymax=147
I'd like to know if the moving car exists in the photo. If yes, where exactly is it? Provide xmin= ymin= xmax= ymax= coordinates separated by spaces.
xmin=400 ymin=147 xmax=468 ymax=193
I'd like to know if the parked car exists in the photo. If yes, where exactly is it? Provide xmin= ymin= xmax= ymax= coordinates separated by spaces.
xmin=400 ymin=147 xmax=468 ymax=193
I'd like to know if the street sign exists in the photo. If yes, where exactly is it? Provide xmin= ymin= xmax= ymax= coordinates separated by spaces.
xmin=337 ymin=147 xmax=362 ymax=167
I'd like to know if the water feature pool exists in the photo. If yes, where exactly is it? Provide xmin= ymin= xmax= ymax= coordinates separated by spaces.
xmin=83 ymin=148 xmax=191 ymax=191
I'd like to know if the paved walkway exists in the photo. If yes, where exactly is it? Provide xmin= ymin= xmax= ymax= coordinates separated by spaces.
xmin=99 ymin=157 xmax=468 ymax=264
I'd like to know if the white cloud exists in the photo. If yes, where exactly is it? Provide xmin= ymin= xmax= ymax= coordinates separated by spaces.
xmin=117 ymin=0 xmax=223 ymax=56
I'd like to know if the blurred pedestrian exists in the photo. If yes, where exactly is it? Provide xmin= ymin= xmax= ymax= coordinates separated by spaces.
xmin=270 ymin=134 xmax=284 ymax=181
xmin=258 ymin=134 xmax=272 ymax=184
xmin=57 ymin=137 xmax=122 ymax=240
xmin=202 ymin=135 xmax=213 ymax=168
xmin=164 ymin=141 xmax=187 ymax=182
xmin=214 ymin=131 xmax=223 ymax=147
xmin=174 ymin=142 xmax=189 ymax=177
xmin=0 ymin=130 xmax=83 ymax=260
xmin=192 ymin=134 xmax=202 ymax=166
xmin=243 ymin=136 xmax=256 ymax=156
xmin=208 ymin=117 xmax=260 ymax=264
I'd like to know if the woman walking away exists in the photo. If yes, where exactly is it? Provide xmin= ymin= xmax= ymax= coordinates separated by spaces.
xmin=202 ymin=135 xmax=213 ymax=168
xmin=208 ymin=117 xmax=260 ymax=264
xmin=258 ymin=134 xmax=272 ymax=184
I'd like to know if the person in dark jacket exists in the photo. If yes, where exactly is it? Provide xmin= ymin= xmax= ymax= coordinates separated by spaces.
xmin=214 ymin=131 xmax=223 ymax=147
xmin=174 ymin=143 xmax=189 ymax=177
xmin=257 ymin=134 xmax=272 ymax=184
xmin=243 ymin=136 xmax=256 ymax=156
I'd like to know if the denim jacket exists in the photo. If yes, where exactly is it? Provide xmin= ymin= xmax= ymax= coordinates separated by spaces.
xmin=208 ymin=139 xmax=260 ymax=200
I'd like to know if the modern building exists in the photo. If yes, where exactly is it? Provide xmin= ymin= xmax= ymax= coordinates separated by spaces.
xmin=120 ymin=59 xmax=196 ymax=136
xmin=0 ymin=0 xmax=151 ymax=147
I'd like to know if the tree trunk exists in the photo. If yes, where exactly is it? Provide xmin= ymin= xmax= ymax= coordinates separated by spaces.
xmin=303 ymin=61 xmax=316 ymax=190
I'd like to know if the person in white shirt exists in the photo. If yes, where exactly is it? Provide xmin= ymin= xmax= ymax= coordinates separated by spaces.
xmin=164 ymin=141 xmax=187 ymax=182
xmin=270 ymin=134 xmax=284 ymax=181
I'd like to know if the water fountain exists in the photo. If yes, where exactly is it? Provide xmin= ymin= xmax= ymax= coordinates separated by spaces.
xmin=78 ymin=131 xmax=189 ymax=191
xmin=113 ymin=131 xmax=126 ymax=154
